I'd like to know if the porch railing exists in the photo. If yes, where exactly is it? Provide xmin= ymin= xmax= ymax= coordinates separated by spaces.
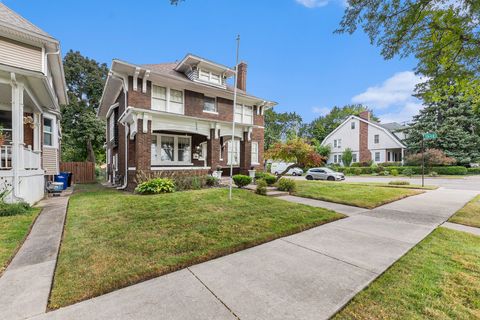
xmin=23 ymin=147 xmax=40 ymax=170
xmin=0 ymin=145 xmax=11 ymax=169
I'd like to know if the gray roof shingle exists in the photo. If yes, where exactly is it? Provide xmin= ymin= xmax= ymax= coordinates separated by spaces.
xmin=0 ymin=3 xmax=52 ymax=38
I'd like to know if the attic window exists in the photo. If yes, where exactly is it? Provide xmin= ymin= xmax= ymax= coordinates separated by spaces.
xmin=198 ymin=68 xmax=221 ymax=85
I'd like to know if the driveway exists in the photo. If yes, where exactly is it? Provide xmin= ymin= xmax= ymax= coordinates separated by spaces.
xmin=28 ymin=186 xmax=478 ymax=320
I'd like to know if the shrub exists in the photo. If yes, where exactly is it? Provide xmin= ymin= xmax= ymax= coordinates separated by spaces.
xmin=255 ymin=179 xmax=267 ymax=195
xmin=389 ymin=180 xmax=410 ymax=186
xmin=206 ymin=176 xmax=219 ymax=187
xmin=135 ymin=178 xmax=175 ymax=195
xmin=402 ymin=168 xmax=414 ymax=177
xmin=0 ymin=202 xmax=31 ymax=217
xmin=351 ymin=162 xmax=361 ymax=167
xmin=342 ymin=148 xmax=353 ymax=167
xmin=277 ymin=178 xmax=296 ymax=193
xmin=405 ymin=149 xmax=456 ymax=166
xmin=382 ymin=170 xmax=390 ymax=176
xmin=379 ymin=162 xmax=402 ymax=167
xmin=173 ymin=176 xmax=209 ymax=191
xmin=263 ymin=173 xmax=277 ymax=186
xmin=255 ymin=172 xmax=266 ymax=180
xmin=354 ymin=168 xmax=362 ymax=175
xmin=429 ymin=171 xmax=438 ymax=177
xmin=433 ymin=166 xmax=467 ymax=175
xmin=376 ymin=165 xmax=385 ymax=174
xmin=468 ymin=167 xmax=480 ymax=174
xmin=232 ymin=174 xmax=252 ymax=188
xmin=391 ymin=169 xmax=399 ymax=176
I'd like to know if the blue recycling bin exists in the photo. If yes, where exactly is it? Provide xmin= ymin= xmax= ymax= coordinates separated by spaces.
xmin=54 ymin=173 xmax=68 ymax=190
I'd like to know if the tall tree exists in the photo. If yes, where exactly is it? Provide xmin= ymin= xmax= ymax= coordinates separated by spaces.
xmin=304 ymin=104 xmax=377 ymax=143
xmin=264 ymin=109 xmax=303 ymax=150
xmin=405 ymin=81 xmax=480 ymax=164
xmin=61 ymin=51 xmax=108 ymax=163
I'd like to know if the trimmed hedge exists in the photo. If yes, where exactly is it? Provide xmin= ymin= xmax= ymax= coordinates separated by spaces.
xmin=337 ymin=166 xmax=468 ymax=175
xmin=467 ymin=167 xmax=480 ymax=174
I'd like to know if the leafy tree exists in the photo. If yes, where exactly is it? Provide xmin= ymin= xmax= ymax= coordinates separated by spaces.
xmin=405 ymin=81 xmax=480 ymax=164
xmin=61 ymin=51 xmax=108 ymax=163
xmin=264 ymin=109 xmax=303 ymax=150
xmin=405 ymin=148 xmax=456 ymax=167
xmin=266 ymin=138 xmax=325 ymax=180
xmin=337 ymin=1 xmax=480 ymax=79
xmin=312 ymin=139 xmax=331 ymax=158
xmin=342 ymin=148 xmax=353 ymax=167
xmin=304 ymin=104 xmax=377 ymax=142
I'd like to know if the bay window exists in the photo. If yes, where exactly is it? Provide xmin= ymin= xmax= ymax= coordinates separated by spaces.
xmin=151 ymin=85 xmax=184 ymax=114
xmin=151 ymin=134 xmax=191 ymax=165
xmin=234 ymin=104 xmax=253 ymax=124
xmin=251 ymin=141 xmax=259 ymax=164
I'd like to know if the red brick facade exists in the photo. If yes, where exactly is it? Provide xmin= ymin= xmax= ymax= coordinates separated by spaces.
xmin=359 ymin=111 xmax=371 ymax=162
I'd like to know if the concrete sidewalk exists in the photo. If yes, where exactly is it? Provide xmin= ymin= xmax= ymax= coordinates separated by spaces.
xmin=442 ymin=221 xmax=480 ymax=236
xmin=29 ymin=187 xmax=478 ymax=320
xmin=0 ymin=196 xmax=69 ymax=320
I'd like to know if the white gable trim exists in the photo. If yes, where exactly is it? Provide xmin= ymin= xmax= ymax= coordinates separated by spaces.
xmin=321 ymin=115 xmax=406 ymax=149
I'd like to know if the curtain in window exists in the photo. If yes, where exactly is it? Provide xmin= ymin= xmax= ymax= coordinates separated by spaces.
xmin=204 ymin=97 xmax=216 ymax=112
xmin=160 ymin=136 xmax=174 ymax=161
xmin=152 ymin=86 xmax=167 ymax=111
xmin=169 ymin=89 xmax=183 ymax=114
xmin=177 ymin=137 xmax=190 ymax=162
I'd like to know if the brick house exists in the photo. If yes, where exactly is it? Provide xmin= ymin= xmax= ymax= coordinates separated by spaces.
xmin=321 ymin=111 xmax=407 ymax=165
xmin=98 ymin=54 xmax=276 ymax=189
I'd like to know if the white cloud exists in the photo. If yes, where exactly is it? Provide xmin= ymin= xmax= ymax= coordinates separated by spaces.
xmin=312 ymin=106 xmax=330 ymax=116
xmin=378 ymin=102 xmax=423 ymax=124
xmin=295 ymin=0 xmax=329 ymax=8
xmin=352 ymin=71 xmax=423 ymax=109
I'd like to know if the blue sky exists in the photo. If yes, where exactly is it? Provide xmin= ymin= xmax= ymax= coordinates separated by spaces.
xmin=6 ymin=0 xmax=423 ymax=123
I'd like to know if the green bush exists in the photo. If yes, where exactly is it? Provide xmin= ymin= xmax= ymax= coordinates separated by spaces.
xmin=432 ymin=166 xmax=467 ymax=175
xmin=255 ymin=172 xmax=266 ymax=180
xmin=277 ymin=178 xmax=296 ymax=193
xmin=389 ymin=180 xmax=410 ymax=186
xmin=381 ymin=170 xmax=390 ymax=176
xmin=0 ymin=202 xmax=31 ymax=217
xmin=467 ymin=167 xmax=480 ymax=174
xmin=402 ymin=168 xmax=414 ymax=177
xmin=173 ymin=176 xmax=208 ymax=191
xmin=354 ymin=168 xmax=362 ymax=175
xmin=429 ymin=171 xmax=438 ymax=177
xmin=391 ymin=169 xmax=399 ymax=176
xmin=264 ymin=173 xmax=277 ymax=186
xmin=206 ymin=176 xmax=218 ymax=187
xmin=232 ymin=174 xmax=252 ymax=188
xmin=255 ymin=179 xmax=267 ymax=195
xmin=135 ymin=178 xmax=175 ymax=195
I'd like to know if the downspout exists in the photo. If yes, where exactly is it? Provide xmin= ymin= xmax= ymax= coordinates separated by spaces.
xmin=118 ymin=85 xmax=128 ymax=190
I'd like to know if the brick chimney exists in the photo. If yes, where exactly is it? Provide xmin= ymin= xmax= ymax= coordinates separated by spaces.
xmin=359 ymin=110 xmax=371 ymax=121
xmin=237 ymin=62 xmax=247 ymax=91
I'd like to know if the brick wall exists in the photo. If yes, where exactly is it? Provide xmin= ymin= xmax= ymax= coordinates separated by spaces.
xmin=135 ymin=119 xmax=152 ymax=171
xmin=127 ymin=76 xmax=151 ymax=109
xmin=359 ymin=120 xmax=371 ymax=162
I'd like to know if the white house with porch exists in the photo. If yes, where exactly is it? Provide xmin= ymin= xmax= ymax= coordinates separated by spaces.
xmin=321 ymin=111 xmax=407 ymax=165
xmin=0 ymin=4 xmax=67 ymax=203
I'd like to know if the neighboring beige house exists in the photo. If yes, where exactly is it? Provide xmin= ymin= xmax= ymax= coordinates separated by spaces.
xmin=321 ymin=111 xmax=407 ymax=165
xmin=0 ymin=4 xmax=67 ymax=203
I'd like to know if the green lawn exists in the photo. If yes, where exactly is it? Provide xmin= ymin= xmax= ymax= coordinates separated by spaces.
xmin=448 ymin=194 xmax=480 ymax=228
xmin=0 ymin=208 xmax=40 ymax=273
xmin=347 ymin=181 xmax=437 ymax=190
xmin=49 ymin=184 xmax=343 ymax=309
xmin=293 ymin=181 xmax=423 ymax=209
xmin=334 ymin=228 xmax=480 ymax=319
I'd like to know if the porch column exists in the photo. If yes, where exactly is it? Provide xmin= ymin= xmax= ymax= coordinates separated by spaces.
xmin=240 ymin=131 xmax=251 ymax=174
xmin=207 ymin=128 xmax=220 ymax=171
xmin=401 ymin=148 xmax=405 ymax=165
xmin=134 ymin=118 xmax=151 ymax=171
xmin=11 ymin=79 xmax=24 ymax=171
xmin=33 ymin=112 xmax=41 ymax=152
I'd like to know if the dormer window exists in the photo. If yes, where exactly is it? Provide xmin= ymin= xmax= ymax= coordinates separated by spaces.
xmin=198 ymin=68 xmax=222 ymax=85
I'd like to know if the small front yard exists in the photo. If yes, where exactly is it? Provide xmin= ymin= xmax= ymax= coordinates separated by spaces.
xmin=334 ymin=228 xmax=480 ymax=319
xmin=448 ymin=194 xmax=480 ymax=228
xmin=49 ymin=184 xmax=343 ymax=309
xmin=0 ymin=208 xmax=40 ymax=273
xmin=294 ymin=181 xmax=423 ymax=209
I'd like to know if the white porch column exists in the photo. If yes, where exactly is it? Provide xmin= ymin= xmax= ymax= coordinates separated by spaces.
xmin=11 ymin=77 xmax=24 ymax=171
xmin=401 ymin=148 xmax=405 ymax=165
xmin=33 ymin=113 xmax=41 ymax=152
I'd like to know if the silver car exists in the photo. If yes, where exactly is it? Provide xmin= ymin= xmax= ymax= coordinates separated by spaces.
xmin=305 ymin=167 xmax=345 ymax=181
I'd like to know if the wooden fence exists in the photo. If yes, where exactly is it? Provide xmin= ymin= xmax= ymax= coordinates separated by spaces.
xmin=60 ymin=162 xmax=96 ymax=184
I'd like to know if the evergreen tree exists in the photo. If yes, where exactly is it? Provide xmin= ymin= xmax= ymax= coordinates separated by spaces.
xmin=405 ymin=83 xmax=480 ymax=164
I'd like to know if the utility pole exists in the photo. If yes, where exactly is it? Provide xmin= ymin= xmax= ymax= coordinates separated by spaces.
xmin=229 ymin=35 xmax=240 ymax=200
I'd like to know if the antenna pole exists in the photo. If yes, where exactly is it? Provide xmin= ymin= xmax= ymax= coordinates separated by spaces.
xmin=229 ymin=35 xmax=240 ymax=200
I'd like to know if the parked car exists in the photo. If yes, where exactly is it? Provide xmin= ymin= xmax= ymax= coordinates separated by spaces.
xmin=270 ymin=162 xmax=303 ymax=176
xmin=305 ymin=167 xmax=345 ymax=181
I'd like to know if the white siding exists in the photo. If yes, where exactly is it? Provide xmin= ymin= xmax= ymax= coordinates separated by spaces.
xmin=0 ymin=37 xmax=42 ymax=72
xmin=367 ymin=124 xmax=401 ymax=150
xmin=323 ymin=117 xmax=359 ymax=164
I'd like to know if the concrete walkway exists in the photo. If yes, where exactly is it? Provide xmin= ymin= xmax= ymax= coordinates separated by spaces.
xmin=0 ymin=196 xmax=69 ymax=320
xmin=25 ymin=187 xmax=478 ymax=320
xmin=442 ymin=221 xmax=480 ymax=236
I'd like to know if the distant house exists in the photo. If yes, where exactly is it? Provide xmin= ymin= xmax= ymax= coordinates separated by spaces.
xmin=321 ymin=111 xmax=407 ymax=165
xmin=0 ymin=4 xmax=67 ymax=203
xmin=98 ymin=54 xmax=276 ymax=189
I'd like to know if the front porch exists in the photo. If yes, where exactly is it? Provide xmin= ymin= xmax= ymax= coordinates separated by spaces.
xmin=386 ymin=148 xmax=404 ymax=163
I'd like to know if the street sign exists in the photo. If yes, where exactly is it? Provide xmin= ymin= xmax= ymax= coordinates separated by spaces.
xmin=423 ymin=132 xmax=437 ymax=140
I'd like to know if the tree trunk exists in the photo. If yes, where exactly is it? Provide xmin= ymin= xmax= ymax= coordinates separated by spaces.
xmin=86 ymin=139 xmax=96 ymax=163
xmin=276 ymin=163 xmax=299 ymax=181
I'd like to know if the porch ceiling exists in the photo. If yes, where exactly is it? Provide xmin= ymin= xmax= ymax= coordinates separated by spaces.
xmin=0 ymin=82 xmax=39 ymax=112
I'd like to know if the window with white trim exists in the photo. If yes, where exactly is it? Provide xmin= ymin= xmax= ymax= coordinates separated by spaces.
xmin=375 ymin=152 xmax=381 ymax=162
xmin=198 ymin=68 xmax=222 ymax=85
xmin=235 ymin=104 xmax=253 ymax=124
xmin=334 ymin=140 xmax=337 ymax=148
xmin=43 ymin=118 xmax=53 ymax=146
xmin=338 ymin=154 xmax=342 ymax=163
xmin=151 ymin=85 xmax=184 ymax=114
xmin=251 ymin=142 xmax=259 ymax=164
xmin=333 ymin=155 xmax=337 ymax=163
xmin=227 ymin=139 xmax=240 ymax=165
xmin=151 ymin=134 xmax=192 ymax=165
xmin=109 ymin=114 xmax=115 ymax=141
xmin=351 ymin=121 xmax=355 ymax=129
xmin=352 ymin=153 xmax=357 ymax=163
xmin=338 ymin=139 xmax=342 ymax=148
xmin=374 ymin=134 xmax=379 ymax=144
xmin=203 ymin=96 xmax=217 ymax=113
